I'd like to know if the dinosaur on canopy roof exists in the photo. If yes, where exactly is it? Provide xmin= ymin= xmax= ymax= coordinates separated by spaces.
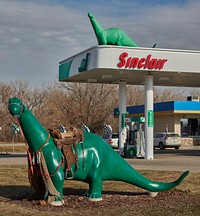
xmin=88 ymin=12 xmax=139 ymax=47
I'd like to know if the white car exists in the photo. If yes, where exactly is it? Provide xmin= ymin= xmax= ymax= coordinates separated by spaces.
xmin=102 ymin=133 xmax=119 ymax=148
xmin=154 ymin=132 xmax=181 ymax=150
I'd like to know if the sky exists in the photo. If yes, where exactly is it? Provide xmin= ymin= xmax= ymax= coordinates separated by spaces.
xmin=0 ymin=0 xmax=200 ymax=88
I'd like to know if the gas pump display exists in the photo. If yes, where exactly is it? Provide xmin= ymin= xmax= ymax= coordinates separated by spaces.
xmin=124 ymin=117 xmax=145 ymax=158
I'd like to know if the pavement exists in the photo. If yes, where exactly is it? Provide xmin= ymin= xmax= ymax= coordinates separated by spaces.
xmin=0 ymin=147 xmax=200 ymax=172
xmin=126 ymin=147 xmax=200 ymax=172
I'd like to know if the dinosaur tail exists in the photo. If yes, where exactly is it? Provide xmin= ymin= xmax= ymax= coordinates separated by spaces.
xmin=104 ymin=151 xmax=189 ymax=192
xmin=119 ymin=163 xmax=189 ymax=192
xmin=136 ymin=170 xmax=189 ymax=192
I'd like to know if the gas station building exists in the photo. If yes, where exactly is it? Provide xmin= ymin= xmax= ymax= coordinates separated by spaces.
xmin=114 ymin=98 xmax=200 ymax=137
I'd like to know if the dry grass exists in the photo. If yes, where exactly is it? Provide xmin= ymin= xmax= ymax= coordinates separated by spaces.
xmin=0 ymin=143 xmax=26 ymax=154
xmin=0 ymin=165 xmax=200 ymax=215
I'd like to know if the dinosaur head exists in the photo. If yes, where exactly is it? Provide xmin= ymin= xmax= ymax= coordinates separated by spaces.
xmin=88 ymin=12 xmax=93 ymax=18
xmin=8 ymin=97 xmax=25 ymax=118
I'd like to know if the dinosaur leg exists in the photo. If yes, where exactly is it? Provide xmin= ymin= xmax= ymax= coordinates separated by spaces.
xmin=87 ymin=174 xmax=103 ymax=201
xmin=41 ymin=148 xmax=65 ymax=206
xmin=46 ymin=167 xmax=65 ymax=206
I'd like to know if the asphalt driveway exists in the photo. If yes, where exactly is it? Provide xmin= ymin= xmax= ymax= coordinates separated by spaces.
xmin=0 ymin=147 xmax=200 ymax=172
xmin=127 ymin=148 xmax=200 ymax=172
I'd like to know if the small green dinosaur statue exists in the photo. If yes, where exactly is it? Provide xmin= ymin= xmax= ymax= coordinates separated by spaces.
xmin=88 ymin=12 xmax=139 ymax=47
xmin=8 ymin=97 xmax=189 ymax=206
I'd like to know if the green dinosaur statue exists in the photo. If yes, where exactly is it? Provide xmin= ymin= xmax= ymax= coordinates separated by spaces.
xmin=8 ymin=97 xmax=189 ymax=206
xmin=88 ymin=12 xmax=139 ymax=47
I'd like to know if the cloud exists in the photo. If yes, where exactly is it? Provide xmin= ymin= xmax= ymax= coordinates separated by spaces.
xmin=0 ymin=0 xmax=94 ymax=87
xmin=94 ymin=0 xmax=200 ymax=49
xmin=131 ymin=1 xmax=200 ymax=49
xmin=0 ymin=0 xmax=200 ymax=88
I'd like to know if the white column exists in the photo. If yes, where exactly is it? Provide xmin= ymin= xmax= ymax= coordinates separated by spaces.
xmin=118 ymin=81 xmax=127 ymax=156
xmin=145 ymin=74 xmax=154 ymax=159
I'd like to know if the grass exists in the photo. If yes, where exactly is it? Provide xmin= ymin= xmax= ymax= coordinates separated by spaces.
xmin=0 ymin=165 xmax=200 ymax=216
xmin=0 ymin=143 xmax=26 ymax=154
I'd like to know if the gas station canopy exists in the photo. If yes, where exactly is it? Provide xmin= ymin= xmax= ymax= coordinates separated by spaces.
xmin=59 ymin=45 xmax=200 ymax=87
xmin=59 ymin=45 xmax=200 ymax=159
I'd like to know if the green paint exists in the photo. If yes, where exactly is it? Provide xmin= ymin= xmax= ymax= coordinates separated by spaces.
xmin=124 ymin=146 xmax=137 ymax=158
xmin=59 ymin=59 xmax=73 ymax=81
xmin=130 ymin=117 xmax=145 ymax=123
xmin=9 ymin=98 xmax=64 ymax=205
xmin=78 ymin=53 xmax=90 ymax=72
xmin=9 ymin=98 xmax=189 ymax=206
xmin=88 ymin=12 xmax=139 ymax=47
xmin=121 ymin=113 xmax=126 ymax=129
xmin=148 ymin=110 xmax=154 ymax=127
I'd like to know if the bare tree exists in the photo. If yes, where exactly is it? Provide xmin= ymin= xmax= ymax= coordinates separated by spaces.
xmin=1 ymin=80 xmax=193 ymax=142
xmin=10 ymin=80 xmax=30 ymax=100
xmin=52 ymin=83 xmax=119 ymax=134
xmin=0 ymin=81 xmax=46 ymax=141
xmin=127 ymin=85 xmax=145 ymax=106
xmin=154 ymin=87 xmax=186 ymax=102
xmin=0 ymin=82 xmax=13 ymax=141
xmin=187 ymin=89 xmax=200 ymax=99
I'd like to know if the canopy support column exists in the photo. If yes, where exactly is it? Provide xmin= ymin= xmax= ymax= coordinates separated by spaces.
xmin=145 ymin=74 xmax=154 ymax=159
xmin=118 ymin=81 xmax=127 ymax=156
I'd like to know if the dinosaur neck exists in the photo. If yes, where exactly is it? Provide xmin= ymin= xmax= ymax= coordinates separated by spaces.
xmin=88 ymin=14 xmax=104 ymax=39
xmin=20 ymin=106 xmax=49 ymax=153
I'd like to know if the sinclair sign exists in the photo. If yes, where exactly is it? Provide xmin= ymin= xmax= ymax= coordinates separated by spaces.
xmin=59 ymin=46 xmax=200 ymax=86
xmin=117 ymin=52 xmax=168 ymax=70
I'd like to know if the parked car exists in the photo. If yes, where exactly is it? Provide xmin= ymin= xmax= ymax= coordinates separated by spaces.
xmin=102 ymin=133 xmax=119 ymax=148
xmin=154 ymin=132 xmax=181 ymax=150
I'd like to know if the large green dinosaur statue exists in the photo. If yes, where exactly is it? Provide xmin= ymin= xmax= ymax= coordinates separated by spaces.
xmin=8 ymin=97 xmax=189 ymax=206
xmin=88 ymin=12 xmax=139 ymax=47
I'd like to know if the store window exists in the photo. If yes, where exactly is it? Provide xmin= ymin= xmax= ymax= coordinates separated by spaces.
xmin=181 ymin=118 xmax=200 ymax=137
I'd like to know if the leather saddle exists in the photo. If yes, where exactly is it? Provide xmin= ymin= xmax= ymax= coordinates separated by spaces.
xmin=49 ymin=127 xmax=84 ymax=179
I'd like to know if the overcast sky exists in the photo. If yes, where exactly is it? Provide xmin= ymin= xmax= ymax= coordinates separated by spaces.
xmin=0 ymin=0 xmax=200 ymax=88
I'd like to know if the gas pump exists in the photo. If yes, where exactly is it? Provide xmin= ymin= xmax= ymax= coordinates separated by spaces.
xmin=124 ymin=117 xmax=145 ymax=158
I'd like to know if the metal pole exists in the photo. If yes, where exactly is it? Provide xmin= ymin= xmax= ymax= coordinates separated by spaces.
xmin=118 ymin=81 xmax=127 ymax=156
xmin=145 ymin=74 xmax=154 ymax=159
xmin=12 ymin=134 xmax=14 ymax=153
